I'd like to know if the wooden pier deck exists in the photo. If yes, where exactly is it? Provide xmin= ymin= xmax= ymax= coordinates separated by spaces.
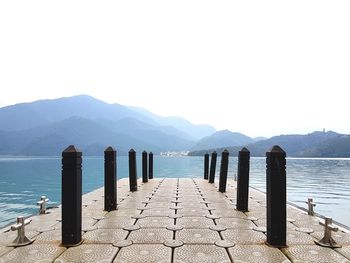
xmin=1 ymin=178 xmax=350 ymax=263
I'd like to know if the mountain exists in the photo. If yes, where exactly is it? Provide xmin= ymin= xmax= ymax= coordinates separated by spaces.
xmin=253 ymin=136 xmax=268 ymax=142
xmin=0 ymin=117 xmax=158 ymax=156
xmin=0 ymin=95 xmax=209 ymax=155
xmin=297 ymin=134 xmax=350 ymax=157
xmin=128 ymin=106 xmax=216 ymax=140
xmin=188 ymin=131 xmax=350 ymax=158
xmin=0 ymin=95 xmax=155 ymax=131
xmin=190 ymin=130 xmax=255 ymax=151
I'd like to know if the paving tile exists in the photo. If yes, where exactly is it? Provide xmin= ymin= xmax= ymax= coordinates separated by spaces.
xmin=34 ymin=229 xmax=62 ymax=244
xmin=221 ymin=229 xmax=266 ymax=245
xmin=95 ymin=217 xmax=136 ymax=229
xmin=286 ymin=230 xmax=316 ymax=245
xmin=82 ymin=209 xmax=108 ymax=219
xmin=114 ymin=244 xmax=171 ymax=263
xmin=336 ymin=246 xmax=350 ymax=260
xmin=82 ymin=218 xmax=98 ymax=231
xmin=228 ymin=244 xmax=291 ymax=263
xmin=253 ymin=219 xmax=296 ymax=230
xmin=176 ymin=229 xmax=221 ymax=244
xmin=54 ymin=244 xmax=118 ymax=263
xmin=0 ymin=244 xmax=65 ymax=263
xmin=83 ymin=229 xmax=128 ymax=244
xmin=211 ymin=210 xmax=247 ymax=218
xmin=180 ymin=202 xmax=207 ymax=208
xmin=177 ymin=209 xmax=209 ymax=217
xmin=0 ymin=247 xmax=13 ymax=258
xmin=216 ymin=217 xmax=255 ymax=229
xmin=176 ymin=217 xmax=215 ymax=228
xmin=292 ymin=217 xmax=325 ymax=232
xmin=105 ymin=210 xmax=141 ymax=218
xmin=26 ymin=218 xmax=59 ymax=232
xmin=141 ymin=209 xmax=172 ymax=217
xmin=127 ymin=228 xmax=173 ymax=244
xmin=282 ymin=245 xmax=350 ymax=263
xmin=173 ymin=244 xmax=231 ymax=263
xmin=136 ymin=217 xmax=174 ymax=228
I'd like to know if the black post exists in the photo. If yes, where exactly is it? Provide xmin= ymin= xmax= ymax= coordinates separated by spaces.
xmin=104 ymin=146 xmax=117 ymax=211
xmin=61 ymin=145 xmax=82 ymax=246
xmin=236 ymin=147 xmax=250 ymax=211
xmin=129 ymin=149 xmax=138 ymax=192
xmin=266 ymin=145 xmax=287 ymax=247
xmin=204 ymin=153 xmax=209 ymax=180
xmin=218 ymin=150 xmax=229 ymax=192
xmin=142 ymin=151 xmax=148 ymax=183
xmin=149 ymin=152 xmax=153 ymax=179
xmin=208 ymin=151 xmax=217 ymax=184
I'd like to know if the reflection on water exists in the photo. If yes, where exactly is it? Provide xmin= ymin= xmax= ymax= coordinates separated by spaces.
xmin=0 ymin=156 xmax=349 ymax=227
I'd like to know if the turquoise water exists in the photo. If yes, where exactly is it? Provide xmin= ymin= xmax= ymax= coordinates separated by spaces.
xmin=0 ymin=156 xmax=349 ymax=228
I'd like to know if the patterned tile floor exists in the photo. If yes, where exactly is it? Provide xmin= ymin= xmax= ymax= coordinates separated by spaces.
xmin=0 ymin=178 xmax=349 ymax=263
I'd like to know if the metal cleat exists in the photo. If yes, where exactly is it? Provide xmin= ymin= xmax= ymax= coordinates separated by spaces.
xmin=7 ymin=216 xmax=34 ymax=247
xmin=37 ymin=195 xmax=49 ymax=214
xmin=305 ymin=198 xmax=316 ymax=216
xmin=315 ymin=217 xmax=341 ymax=248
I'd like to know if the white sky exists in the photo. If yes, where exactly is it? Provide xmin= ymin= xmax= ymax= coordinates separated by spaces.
xmin=0 ymin=1 xmax=349 ymax=138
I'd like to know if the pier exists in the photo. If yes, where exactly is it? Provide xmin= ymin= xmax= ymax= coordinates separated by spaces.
xmin=1 ymin=145 xmax=350 ymax=262
xmin=1 ymin=177 xmax=350 ymax=262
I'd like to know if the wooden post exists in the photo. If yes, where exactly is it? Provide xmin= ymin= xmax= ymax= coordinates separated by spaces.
xmin=148 ymin=152 xmax=153 ymax=179
xmin=236 ymin=147 xmax=250 ymax=211
xmin=266 ymin=145 xmax=287 ymax=247
xmin=129 ymin=149 xmax=138 ymax=192
xmin=104 ymin=146 xmax=117 ymax=211
xmin=142 ymin=151 xmax=148 ymax=183
xmin=61 ymin=145 xmax=82 ymax=246
xmin=218 ymin=150 xmax=229 ymax=192
xmin=204 ymin=153 xmax=209 ymax=180
xmin=208 ymin=151 xmax=217 ymax=184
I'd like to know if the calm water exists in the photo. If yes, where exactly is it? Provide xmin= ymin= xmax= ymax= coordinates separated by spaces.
xmin=0 ymin=156 xmax=349 ymax=228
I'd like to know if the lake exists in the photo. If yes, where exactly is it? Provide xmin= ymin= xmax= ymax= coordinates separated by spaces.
xmin=0 ymin=156 xmax=349 ymax=228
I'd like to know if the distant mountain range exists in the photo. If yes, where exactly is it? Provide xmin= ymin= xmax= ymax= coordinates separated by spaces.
xmin=0 ymin=95 xmax=215 ymax=155
xmin=190 ymin=130 xmax=255 ymax=151
xmin=1 ymin=95 xmax=349 ymax=157
xmin=188 ymin=131 xmax=350 ymax=157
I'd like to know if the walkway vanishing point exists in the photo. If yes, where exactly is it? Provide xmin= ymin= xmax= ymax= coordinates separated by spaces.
xmin=1 ymin=146 xmax=350 ymax=262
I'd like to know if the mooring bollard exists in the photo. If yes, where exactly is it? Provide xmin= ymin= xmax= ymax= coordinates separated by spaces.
xmin=236 ymin=147 xmax=250 ymax=212
xmin=266 ymin=145 xmax=286 ymax=247
xmin=204 ymin=153 xmax=209 ymax=180
xmin=104 ymin=146 xmax=117 ymax=211
xmin=218 ymin=150 xmax=229 ymax=192
xmin=149 ymin=152 xmax=153 ymax=179
xmin=142 ymin=151 xmax=148 ymax=183
xmin=208 ymin=151 xmax=217 ymax=184
xmin=37 ymin=195 xmax=49 ymax=214
xmin=62 ymin=145 xmax=82 ymax=246
xmin=8 ymin=216 xmax=34 ymax=247
xmin=129 ymin=149 xmax=138 ymax=191
xmin=306 ymin=198 xmax=316 ymax=216
xmin=315 ymin=217 xmax=341 ymax=248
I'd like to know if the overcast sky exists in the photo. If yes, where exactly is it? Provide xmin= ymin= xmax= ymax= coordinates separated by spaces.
xmin=0 ymin=1 xmax=349 ymax=137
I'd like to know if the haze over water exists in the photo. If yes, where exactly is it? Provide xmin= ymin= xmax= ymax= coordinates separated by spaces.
xmin=0 ymin=155 xmax=349 ymax=228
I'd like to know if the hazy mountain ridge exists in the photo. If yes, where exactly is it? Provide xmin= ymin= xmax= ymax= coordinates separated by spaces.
xmin=188 ymin=131 xmax=350 ymax=157
xmin=1 ymin=95 xmax=348 ymax=157
xmin=190 ymin=130 xmax=255 ymax=151
xmin=0 ymin=95 xmax=215 ymax=155
xmin=128 ymin=106 xmax=216 ymax=140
